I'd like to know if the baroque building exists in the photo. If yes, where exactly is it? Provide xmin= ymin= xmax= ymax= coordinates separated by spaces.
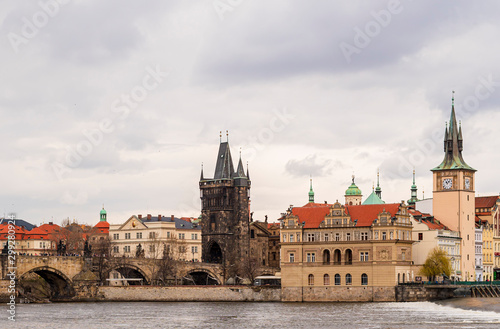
xmin=199 ymin=137 xmax=251 ymax=281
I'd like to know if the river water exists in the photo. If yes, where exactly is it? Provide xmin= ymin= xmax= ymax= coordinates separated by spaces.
xmin=4 ymin=298 xmax=500 ymax=328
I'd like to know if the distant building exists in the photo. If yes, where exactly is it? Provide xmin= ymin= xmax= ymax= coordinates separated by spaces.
xmin=475 ymin=226 xmax=483 ymax=281
xmin=109 ymin=214 xmax=201 ymax=261
xmin=410 ymin=209 xmax=461 ymax=280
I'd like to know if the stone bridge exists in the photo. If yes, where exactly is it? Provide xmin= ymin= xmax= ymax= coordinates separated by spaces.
xmin=0 ymin=255 xmax=224 ymax=301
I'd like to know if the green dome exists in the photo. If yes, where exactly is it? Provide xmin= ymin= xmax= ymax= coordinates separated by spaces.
xmin=345 ymin=183 xmax=362 ymax=195
xmin=100 ymin=208 xmax=107 ymax=215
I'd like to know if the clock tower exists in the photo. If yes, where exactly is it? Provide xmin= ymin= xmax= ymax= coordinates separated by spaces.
xmin=431 ymin=94 xmax=476 ymax=281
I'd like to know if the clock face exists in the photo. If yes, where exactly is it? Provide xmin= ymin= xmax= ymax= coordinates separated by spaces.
xmin=465 ymin=178 xmax=471 ymax=190
xmin=443 ymin=178 xmax=453 ymax=190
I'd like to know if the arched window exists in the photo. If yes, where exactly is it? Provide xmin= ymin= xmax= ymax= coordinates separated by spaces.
xmin=345 ymin=273 xmax=352 ymax=285
xmin=361 ymin=273 xmax=368 ymax=285
xmin=323 ymin=274 xmax=330 ymax=286
xmin=333 ymin=249 xmax=341 ymax=265
xmin=308 ymin=274 xmax=314 ymax=286
xmin=323 ymin=249 xmax=331 ymax=265
xmin=402 ymin=273 xmax=405 ymax=283
xmin=345 ymin=249 xmax=353 ymax=265
xmin=334 ymin=274 xmax=341 ymax=285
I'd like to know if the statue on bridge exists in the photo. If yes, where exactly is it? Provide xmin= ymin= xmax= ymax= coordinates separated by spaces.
xmin=136 ymin=244 xmax=145 ymax=258
xmin=84 ymin=239 xmax=92 ymax=258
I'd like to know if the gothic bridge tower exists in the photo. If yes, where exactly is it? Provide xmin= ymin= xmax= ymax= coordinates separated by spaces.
xmin=431 ymin=93 xmax=476 ymax=281
xmin=199 ymin=135 xmax=250 ymax=281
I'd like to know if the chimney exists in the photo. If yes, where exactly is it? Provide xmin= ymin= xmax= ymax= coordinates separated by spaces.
xmin=171 ymin=215 xmax=174 ymax=221
xmin=138 ymin=214 xmax=142 ymax=219
xmin=158 ymin=214 xmax=162 ymax=221
xmin=147 ymin=214 xmax=152 ymax=220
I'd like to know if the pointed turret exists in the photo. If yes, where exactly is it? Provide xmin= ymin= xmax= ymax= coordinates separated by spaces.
xmin=100 ymin=205 xmax=107 ymax=222
xmin=408 ymin=170 xmax=418 ymax=206
xmin=246 ymin=162 xmax=250 ymax=181
xmin=308 ymin=178 xmax=315 ymax=203
xmin=375 ymin=170 xmax=382 ymax=199
xmin=214 ymin=141 xmax=235 ymax=179
xmin=432 ymin=92 xmax=475 ymax=172
xmin=200 ymin=163 xmax=204 ymax=180
xmin=235 ymin=152 xmax=246 ymax=178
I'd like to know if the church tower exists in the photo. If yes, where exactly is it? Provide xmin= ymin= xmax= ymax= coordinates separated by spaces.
xmin=199 ymin=134 xmax=251 ymax=281
xmin=345 ymin=175 xmax=362 ymax=205
xmin=408 ymin=170 xmax=418 ymax=207
xmin=431 ymin=93 xmax=476 ymax=281
xmin=308 ymin=178 xmax=315 ymax=203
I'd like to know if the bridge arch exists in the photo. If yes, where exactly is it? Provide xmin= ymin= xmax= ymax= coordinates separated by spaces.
xmin=19 ymin=266 xmax=75 ymax=300
xmin=183 ymin=268 xmax=221 ymax=285
xmin=107 ymin=263 xmax=151 ymax=285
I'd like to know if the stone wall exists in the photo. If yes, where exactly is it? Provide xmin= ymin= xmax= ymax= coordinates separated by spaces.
xmin=97 ymin=285 xmax=281 ymax=302
xmin=395 ymin=285 xmax=456 ymax=302
xmin=282 ymin=286 xmax=396 ymax=302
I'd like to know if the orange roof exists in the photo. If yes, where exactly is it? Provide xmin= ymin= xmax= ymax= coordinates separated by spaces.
xmin=93 ymin=221 xmax=110 ymax=234
xmin=346 ymin=203 xmax=401 ymax=227
xmin=0 ymin=223 xmax=28 ymax=240
xmin=421 ymin=219 xmax=447 ymax=230
xmin=267 ymin=223 xmax=280 ymax=229
xmin=291 ymin=202 xmax=402 ymax=228
xmin=475 ymin=196 xmax=498 ymax=209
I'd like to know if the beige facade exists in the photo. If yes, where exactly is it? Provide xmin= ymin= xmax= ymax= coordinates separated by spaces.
xmin=432 ymin=170 xmax=476 ymax=281
xmin=109 ymin=214 xmax=201 ymax=261
xmin=280 ymin=201 xmax=415 ymax=301
xmin=483 ymin=224 xmax=494 ymax=280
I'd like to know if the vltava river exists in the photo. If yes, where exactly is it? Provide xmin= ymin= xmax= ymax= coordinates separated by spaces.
xmin=4 ymin=298 xmax=500 ymax=328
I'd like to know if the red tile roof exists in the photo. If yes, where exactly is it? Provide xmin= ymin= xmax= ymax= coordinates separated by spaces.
xmin=291 ymin=203 xmax=403 ymax=228
xmin=346 ymin=203 xmax=401 ymax=227
xmin=475 ymin=196 xmax=499 ymax=209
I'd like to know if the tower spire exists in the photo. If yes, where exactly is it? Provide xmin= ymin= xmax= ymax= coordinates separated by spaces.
xmin=308 ymin=177 xmax=315 ymax=203
xmin=432 ymin=92 xmax=475 ymax=172
xmin=200 ymin=163 xmax=204 ymax=180
xmin=375 ymin=169 xmax=382 ymax=198
xmin=408 ymin=169 xmax=418 ymax=206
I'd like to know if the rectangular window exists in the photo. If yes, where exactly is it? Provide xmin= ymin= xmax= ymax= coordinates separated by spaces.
xmin=113 ymin=233 xmax=119 ymax=240
xmin=418 ymin=233 xmax=423 ymax=240
xmin=191 ymin=233 xmax=198 ymax=240
xmin=306 ymin=253 xmax=316 ymax=263
xmin=290 ymin=234 xmax=294 ymax=243
xmin=179 ymin=233 xmax=185 ymax=239
xmin=167 ymin=232 xmax=170 ymax=239
xmin=324 ymin=233 xmax=329 ymax=242
xmin=289 ymin=253 xmax=295 ymax=263
xmin=307 ymin=233 xmax=315 ymax=242
xmin=361 ymin=232 xmax=368 ymax=241
xmin=346 ymin=233 xmax=351 ymax=241
xmin=113 ymin=246 xmax=119 ymax=253
xmin=360 ymin=252 xmax=369 ymax=262
xmin=335 ymin=233 xmax=340 ymax=241
xmin=125 ymin=233 xmax=131 ymax=240
xmin=136 ymin=232 xmax=142 ymax=239
xmin=149 ymin=245 xmax=155 ymax=252
xmin=124 ymin=246 xmax=130 ymax=253
xmin=297 ymin=233 xmax=301 ymax=242
xmin=382 ymin=232 xmax=387 ymax=240
xmin=149 ymin=232 xmax=156 ymax=239
xmin=191 ymin=246 xmax=198 ymax=253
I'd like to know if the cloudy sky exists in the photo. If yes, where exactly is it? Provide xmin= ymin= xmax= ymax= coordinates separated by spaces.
xmin=1 ymin=0 xmax=499 ymax=226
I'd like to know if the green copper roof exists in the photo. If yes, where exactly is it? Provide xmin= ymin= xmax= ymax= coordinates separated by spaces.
xmin=432 ymin=102 xmax=476 ymax=172
xmin=362 ymin=191 xmax=385 ymax=205
xmin=100 ymin=208 xmax=107 ymax=215
xmin=308 ymin=178 xmax=314 ymax=203
xmin=345 ymin=176 xmax=362 ymax=196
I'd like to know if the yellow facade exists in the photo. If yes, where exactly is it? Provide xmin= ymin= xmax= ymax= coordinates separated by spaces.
xmin=280 ymin=201 xmax=415 ymax=301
